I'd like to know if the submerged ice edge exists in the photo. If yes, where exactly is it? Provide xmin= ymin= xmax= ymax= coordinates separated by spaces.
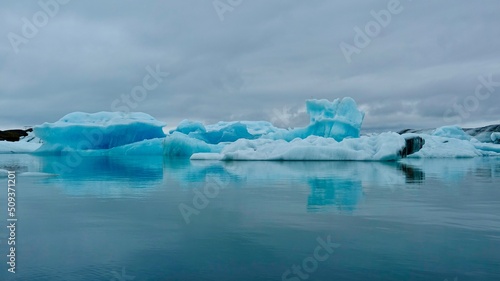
xmin=1 ymin=97 xmax=500 ymax=160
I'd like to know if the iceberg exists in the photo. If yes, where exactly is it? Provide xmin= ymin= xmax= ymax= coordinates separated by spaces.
xmin=403 ymin=133 xmax=482 ymax=158
xmin=170 ymin=120 xmax=262 ymax=144
xmin=168 ymin=97 xmax=370 ymax=159
xmin=162 ymin=132 xmax=220 ymax=157
xmin=34 ymin=112 xmax=166 ymax=153
xmin=432 ymin=126 xmax=473 ymax=141
xmin=191 ymin=132 xmax=406 ymax=161
xmin=402 ymin=124 xmax=500 ymax=144
xmin=266 ymin=98 xmax=364 ymax=142
xmin=162 ymin=97 xmax=373 ymax=160
xmin=395 ymin=125 xmax=500 ymax=158
xmin=302 ymin=97 xmax=365 ymax=141
xmin=169 ymin=97 xmax=364 ymax=144
xmin=1 ymin=96 xmax=499 ymax=161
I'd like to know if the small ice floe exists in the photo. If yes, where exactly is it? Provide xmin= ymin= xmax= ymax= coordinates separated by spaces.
xmin=18 ymin=172 xmax=59 ymax=177
xmin=0 ymin=169 xmax=8 ymax=177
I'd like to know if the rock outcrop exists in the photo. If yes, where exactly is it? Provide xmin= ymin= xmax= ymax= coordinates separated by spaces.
xmin=0 ymin=128 xmax=33 ymax=142
xmin=398 ymin=136 xmax=425 ymax=158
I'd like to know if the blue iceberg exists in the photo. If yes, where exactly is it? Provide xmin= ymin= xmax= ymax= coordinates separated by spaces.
xmin=275 ymin=97 xmax=365 ymax=142
xmin=1 ymin=96 xmax=498 ymax=160
xmin=170 ymin=120 xmax=261 ymax=144
xmin=174 ymin=97 xmax=379 ymax=160
xmin=34 ymin=112 xmax=165 ymax=153
xmin=169 ymin=97 xmax=364 ymax=144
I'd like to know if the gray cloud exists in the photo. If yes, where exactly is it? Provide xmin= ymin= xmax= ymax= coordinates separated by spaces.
xmin=1 ymin=0 xmax=500 ymax=132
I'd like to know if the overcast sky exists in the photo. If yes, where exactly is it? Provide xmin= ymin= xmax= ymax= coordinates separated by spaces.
xmin=1 ymin=0 xmax=499 ymax=132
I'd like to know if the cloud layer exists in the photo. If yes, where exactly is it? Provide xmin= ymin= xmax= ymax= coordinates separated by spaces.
xmin=1 ymin=0 xmax=500 ymax=132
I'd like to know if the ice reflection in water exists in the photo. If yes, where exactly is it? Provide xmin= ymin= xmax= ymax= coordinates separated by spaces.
xmin=0 ymin=154 xmax=500 ymax=280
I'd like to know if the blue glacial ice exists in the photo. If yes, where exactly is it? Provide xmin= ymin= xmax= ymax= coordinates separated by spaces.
xmin=170 ymin=120 xmax=262 ymax=144
xmin=33 ymin=112 xmax=166 ymax=153
xmin=275 ymin=98 xmax=365 ymax=142
xmin=169 ymin=97 xmax=364 ymax=144
xmin=432 ymin=125 xmax=473 ymax=141
xmin=1 ymin=97 xmax=500 ymax=160
xmin=74 ymin=97 xmax=382 ymax=160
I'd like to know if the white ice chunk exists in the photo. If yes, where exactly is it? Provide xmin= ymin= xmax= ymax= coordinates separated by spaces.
xmin=191 ymin=132 xmax=405 ymax=161
xmin=491 ymin=132 xmax=500 ymax=143
xmin=432 ymin=126 xmax=473 ymax=141
xmin=0 ymin=141 xmax=42 ymax=154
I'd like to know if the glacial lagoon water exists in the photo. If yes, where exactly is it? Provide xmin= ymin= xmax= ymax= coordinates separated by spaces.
xmin=0 ymin=155 xmax=499 ymax=281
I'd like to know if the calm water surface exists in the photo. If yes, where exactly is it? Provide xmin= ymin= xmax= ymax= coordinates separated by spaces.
xmin=0 ymin=155 xmax=499 ymax=281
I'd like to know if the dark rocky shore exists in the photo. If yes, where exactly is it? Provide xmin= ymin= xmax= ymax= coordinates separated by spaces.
xmin=0 ymin=128 xmax=33 ymax=142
